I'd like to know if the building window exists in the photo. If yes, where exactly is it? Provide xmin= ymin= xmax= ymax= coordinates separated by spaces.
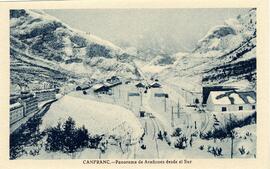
xmin=252 ymin=105 xmax=256 ymax=110
xmin=239 ymin=106 xmax=243 ymax=111
xmin=221 ymin=107 xmax=227 ymax=112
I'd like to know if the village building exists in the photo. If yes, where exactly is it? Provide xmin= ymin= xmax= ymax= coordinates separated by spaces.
xmin=111 ymin=75 xmax=120 ymax=81
xmin=139 ymin=111 xmax=146 ymax=117
xmin=9 ymin=92 xmax=39 ymax=125
xmin=106 ymin=78 xmax=112 ymax=83
xmin=202 ymin=86 xmax=237 ymax=105
xmin=106 ymin=76 xmax=122 ymax=86
xmin=125 ymin=80 xmax=131 ymax=84
xmin=206 ymin=90 xmax=256 ymax=113
xmin=150 ymin=82 xmax=161 ymax=88
xmin=28 ymin=81 xmax=52 ymax=90
xmin=53 ymin=74 xmax=67 ymax=81
xmin=34 ymin=89 xmax=56 ymax=102
xmin=76 ymin=84 xmax=91 ymax=91
xmin=135 ymin=82 xmax=146 ymax=88
xmin=10 ymin=101 xmax=24 ymax=125
xmin=20 ymin=93 xmax=39 ymax=116
xmin=92 ymin=84 xmax=110 ymax=94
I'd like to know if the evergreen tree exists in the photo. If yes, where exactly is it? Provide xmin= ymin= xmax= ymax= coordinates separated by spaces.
xmin=45 ymin=117 xmax=90 ymax=158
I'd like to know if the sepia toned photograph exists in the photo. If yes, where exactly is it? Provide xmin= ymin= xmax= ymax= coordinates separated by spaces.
xmin=9 ymin=8 xmax=257 ymax=160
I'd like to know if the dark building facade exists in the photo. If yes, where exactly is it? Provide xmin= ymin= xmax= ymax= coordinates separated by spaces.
xmin=35 ymin=89 xmax=56 ymax=102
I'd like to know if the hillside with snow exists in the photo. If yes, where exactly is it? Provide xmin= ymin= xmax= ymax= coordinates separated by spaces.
xmin=40 ymin=95 xmax=143 ymax=140
xmin=10 ymin=9 xmax=139 ymax=88
xmin=159 ymin=8 xmax=256 ymax=91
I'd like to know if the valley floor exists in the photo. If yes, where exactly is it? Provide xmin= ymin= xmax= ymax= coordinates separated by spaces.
xmin=14 ymin=79 xmax=256 ymax=159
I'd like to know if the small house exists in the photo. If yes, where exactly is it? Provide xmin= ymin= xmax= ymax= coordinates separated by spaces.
xmin=76 ymin=84 xmax=90 ymax=91
xmin=125 ymin=80 xmax=131 ymax=84
xmin=92 ymin=84 xmax=110 ymax=94
xmin=154 ymin=93 xmax=169 ymax=98
xmin=135 ymin=82 xmax=145 ymax=88
xmin=150 ymin=82 xmax=161 ymax=88
xmin=206 ymin=90 xmax=256 ymax=113
xmin=202 ymin=86 xmax=237 ymax=105
xmin=105 ymin=76 xmax=122 ymax=87
xmin=111 ymin=76 xmax=120 ymax=81
xmin=106 ymin=78 xmax=112 ymax=83
xmin=139 ymin=111 xmax=145 ymax=117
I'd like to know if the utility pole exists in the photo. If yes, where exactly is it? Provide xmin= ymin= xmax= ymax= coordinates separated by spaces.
xmin=145 ymin=121 xmax=148 ymax=135
xmin=171 ymin=106 xmax=174 ymax=127
xmin=99 ymin=150 xmax=101 ymax=159
xmin=164 ymin=97 xmax=167 ymax=112
xmin=119 ymin=88 xmax=121 ymax=98
xmin=185 ymin=91 xmax=187 ymax=105
xmin=133 ymin=143 xmax=136 ymax=159
xmin=230 ymin=113 xmax=234 ymax=159
xmin=140 ymin=91 xmax=143 ymax=106
xmin=177 ymin=99 xmax=180 ymax=118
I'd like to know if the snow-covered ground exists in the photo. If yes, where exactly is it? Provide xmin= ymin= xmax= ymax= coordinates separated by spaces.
xmin=15 ymin=80 xmax=256 ymax=159
xmin=40 ymin=94 xmax=144 ymax=140
xmin=11 ymin=8 xmax=257 ymax=160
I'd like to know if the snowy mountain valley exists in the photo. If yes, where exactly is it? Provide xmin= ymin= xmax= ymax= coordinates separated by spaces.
xmin=10 ymin=9 xmax=257 ymax=160
xmin=10 ymin=9 xmax=140 ymax=90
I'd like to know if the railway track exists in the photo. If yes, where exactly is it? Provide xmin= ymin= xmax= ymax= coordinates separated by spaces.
xmin=149 ymin=117 xmax=160 ymax=158
xmin=200 ymin=112 xmax=210 ymax=132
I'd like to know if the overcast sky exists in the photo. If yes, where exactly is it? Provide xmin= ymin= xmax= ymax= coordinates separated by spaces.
xmin=45 ymin=8 xmax=249 ymax=52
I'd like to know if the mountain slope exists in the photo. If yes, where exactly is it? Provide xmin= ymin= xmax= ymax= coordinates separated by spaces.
xmin=159 ymin=8 xmax=256 ymax=91
xmin=10 ymin=9 xmax=139 ymax=89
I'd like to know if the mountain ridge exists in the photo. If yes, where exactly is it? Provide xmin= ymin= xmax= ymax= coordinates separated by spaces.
xmin=159 ymin=8 xmax=256 ymax=91
xmin=10 ymin=9 xmax=139 ymax=90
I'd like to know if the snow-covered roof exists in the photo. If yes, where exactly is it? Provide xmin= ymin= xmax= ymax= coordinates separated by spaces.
xmin=135 ymin=82 xmax=145 ymax=87
xmin=237 ymin=91 xmax=256 ymax=104
xmin=34 ymin=88 xmax=56 ymax=93
xmin=209 ymin=91 xmax=232 ymax=104
xmin=246 ymin=96 xmax=255 ymax=104
xmin=77 ymin=84 xmax=90 ymax=88
xmin=208 ymin=90 xmax=256 ymax=105
xmin=10 ymin=102 xmax=23 ymax=110
xmin=92 ymin=84 xmax=107 ymax=90
xmin=103 ymin=82 xmax=111 ymax=87
xmin=150 ymin=82 xmax=161 ymax=86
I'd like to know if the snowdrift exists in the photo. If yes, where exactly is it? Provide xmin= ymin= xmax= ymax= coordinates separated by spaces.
xmin=40 ymin=95 xmax=144 ymax=140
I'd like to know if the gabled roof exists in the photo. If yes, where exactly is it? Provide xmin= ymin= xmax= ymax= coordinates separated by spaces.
xmin=237 ymin=91 xmax=256 ymax=104
xmin=208 ymin=90 xmax=256 ymax=105
xmin=20 ymin=93 xmax=35 ymax=100
xmin=92 ymin=84 xmax=108 ymax=91
xmin=77 ymin=84 xmax=90 ymax=89
xmin=135 ymin=82 xmax=145 ymax=87
xmin=10 ymin=95 xmax=19 ymax=104
xmin=150 ymin=82 xmax=161 ymax=86
xmin=10 ymin=102 xmax=23 ymax=110
xmin=202 ymin=86 xmax=237 ymax=104
xmin=103 ymin=82 xmax=111 ymax=86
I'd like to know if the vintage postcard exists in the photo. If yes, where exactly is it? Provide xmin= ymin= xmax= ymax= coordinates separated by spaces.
xmin=0 ymin=0 xmax=269 ymax=169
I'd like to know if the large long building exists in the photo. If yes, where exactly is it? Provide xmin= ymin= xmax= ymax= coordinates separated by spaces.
xmin=10 ymin=88 xmax=57 ymax=126
xmin=10 ymin=102 xmax=24 ymax=125
xmin=34 ymin=89 xmax=56 ymax=102
xmin=20 ymin=93 xmax=39 ymax=116
xmin=9 ymin=92 xmax=39 ymax=125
